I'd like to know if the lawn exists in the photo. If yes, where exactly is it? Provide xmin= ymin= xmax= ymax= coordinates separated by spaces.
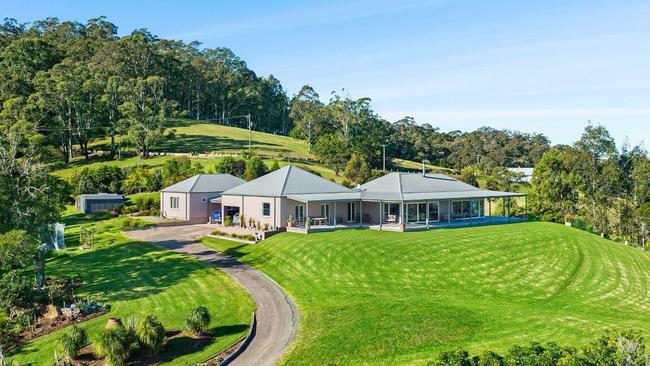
xmin=8 ymin=209 xmax=255 ymax=365
xmin=89 ymin=118 xmax=313 ymax=159
xmin=203 ymin=222 xmax=650 ymax=365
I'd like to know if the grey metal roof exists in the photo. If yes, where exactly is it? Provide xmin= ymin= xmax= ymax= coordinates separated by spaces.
xmin=222 ymin=165 xmax=351 ymax=197
xmin=77 ymin=193 xmax=124 ymax=200
xmin=161 ymin=174 xmax=245 ymax=193
xmin=287 ymin=172 xmax=525 ymax=202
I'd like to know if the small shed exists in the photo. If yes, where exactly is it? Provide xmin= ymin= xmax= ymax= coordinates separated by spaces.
xmin=75 ymin=194 xmax=125 ymax=214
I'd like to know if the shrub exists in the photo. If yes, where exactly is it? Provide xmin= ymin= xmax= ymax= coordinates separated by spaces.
xmin=57 ymin=326 xmax=88 ymax=360
xmin=121 ymin=218 xmax=145 ymax=230
xmin=215 ymin=156 xmax=246 ymax=178
xmin=224 ymin=216 xmax=232 ymax=227
xmin=94 ymin=326 xmax=132 ymax=366
xmin=244 ymin=157 xmax=268 ymax=180
xmin=0 ymin=270 xmax=36 ymax=313
xmin=431 ymin=348 xmax=472 ymax=366
xmin=135 ymin=315 xmax=166 ymax=355
xmin=185 ymin=306 xmax=210 ymax=336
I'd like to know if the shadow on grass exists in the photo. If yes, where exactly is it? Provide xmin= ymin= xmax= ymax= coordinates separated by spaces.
xmin=153 ymin=134 xmax=291 ymax=154
xmin=49 ymin=241 xmax=204 ymax=303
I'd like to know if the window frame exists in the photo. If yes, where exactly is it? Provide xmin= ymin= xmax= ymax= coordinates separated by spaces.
xmin=262 ymin=202 xmax=271 ymax=217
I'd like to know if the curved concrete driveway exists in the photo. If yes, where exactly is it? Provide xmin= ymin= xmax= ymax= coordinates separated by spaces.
xmin=123 ymin=225 xmax=298 ymax=366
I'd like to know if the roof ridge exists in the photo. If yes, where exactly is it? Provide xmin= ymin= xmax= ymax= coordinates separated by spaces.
xmin=397 ymin=173 xmax=404 ymax=200
xmin=188 ymin=175 xmax=201 ymax=192
xmin=279 ymin=165 xmax=292 ymax=195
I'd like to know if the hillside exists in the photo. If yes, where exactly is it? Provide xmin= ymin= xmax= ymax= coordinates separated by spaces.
xmin=203 ymin=222 xmax=650 ymax=365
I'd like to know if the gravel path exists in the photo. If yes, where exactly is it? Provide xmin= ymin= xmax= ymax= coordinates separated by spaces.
xmin=123 ymin=225 xmax=298 ymax=366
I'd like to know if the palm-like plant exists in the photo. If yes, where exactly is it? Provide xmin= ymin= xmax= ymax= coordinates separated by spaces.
xmin=94 ymin=326 xmax=131 ymax=366
xmin=136 ymin=315 xmax=166 ymax=354
xmin=185 ymin=306 xmax=211 ymax=336
xmin=57 ymin=325 xmax=88 ymax=360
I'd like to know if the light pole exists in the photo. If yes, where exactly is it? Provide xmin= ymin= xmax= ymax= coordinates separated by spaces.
xmin=382 ymin=144 xmax=387 ymax=171
xmin=246 ymin=114 xmax=252 ymax=151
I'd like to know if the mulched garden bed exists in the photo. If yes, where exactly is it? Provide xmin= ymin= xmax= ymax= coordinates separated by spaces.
xmin=4 ymin=308 xmax=111 ymax=353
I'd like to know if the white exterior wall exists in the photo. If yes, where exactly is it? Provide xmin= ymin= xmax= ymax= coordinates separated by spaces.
xmin=160 ymin=192 xmax=189 ymax=220
xmin=221 ymin=194 xmax=285 ymax=230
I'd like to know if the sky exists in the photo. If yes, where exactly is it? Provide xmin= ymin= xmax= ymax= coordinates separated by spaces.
xmin=3 ymin=0 xmax=650 ymax=147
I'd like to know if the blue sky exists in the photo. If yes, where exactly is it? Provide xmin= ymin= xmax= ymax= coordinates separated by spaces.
xmin=4 ymin=0 xmax=650 ymax=146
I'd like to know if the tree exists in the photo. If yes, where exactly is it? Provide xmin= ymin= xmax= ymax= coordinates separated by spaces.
xmin=289 ymin=85 xmax=326 ymax=151
xmin=215 ymin=156 xmax=246 ymax=178
xmin=529 ymin=148 xmax=582 ymax=222
xmin=122 ymin=167 xmax=161 ymax=193
xmin=458 ymin=167 xmax=480 ymax=187
xmin=313 ymin=133 xmax=349 ymax=175
xmin=118 ymin=76 xmax=176 ymax=158
xmin=0 ymin=230 xmax=37 ymax=271
xmin=343 ymin=154 xmax=372 ymax=186
xmin=244 ymin=156 xmax=267 ymax=181
xmin=161 ymin=156 xmax=202 ymax=186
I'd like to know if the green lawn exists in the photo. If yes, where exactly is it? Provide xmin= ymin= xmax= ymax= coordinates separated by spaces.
xmin=90 ymin=118 xmax=313 ymax=159
xmin=203 ymin=222 xmax=650 ymax=365
xmin=9 ymin=210 xmax=255 ymax=365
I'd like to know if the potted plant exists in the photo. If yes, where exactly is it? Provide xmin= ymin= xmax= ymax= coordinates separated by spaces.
xmin=564 ymin=213 xmax=573 ymax=227
xmin=240 ymin=214 xmax=246 ymax=228
xmin=287 ymin=214 xmax=294 ymax=227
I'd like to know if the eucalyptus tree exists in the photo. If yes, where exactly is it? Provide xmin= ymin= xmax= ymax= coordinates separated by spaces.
xmin=118 ymin=76 xmax=176 ymax=158
xmin=289 ymin=85 xmax=326 ymax=151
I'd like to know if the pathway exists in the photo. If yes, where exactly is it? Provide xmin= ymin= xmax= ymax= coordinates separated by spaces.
xmin=123 ymin=225 xmax=298 ymax=366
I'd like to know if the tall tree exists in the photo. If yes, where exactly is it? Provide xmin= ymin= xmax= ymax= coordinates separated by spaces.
xmin=289 ymin=85 xmax=326 ymax=152
xmin=118 ymin=76 xmax=176 ymax=158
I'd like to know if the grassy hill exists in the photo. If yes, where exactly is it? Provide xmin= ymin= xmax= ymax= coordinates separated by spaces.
xmin=66 ymin=119 xmax=453 ymax=181
xmin=203 ymin=222 xmax=650 ymax=365
xmin=9 ymin=210 xmax=254 ymax=365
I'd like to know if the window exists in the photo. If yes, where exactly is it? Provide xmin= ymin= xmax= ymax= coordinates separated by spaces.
xmin=428 ymin=202 xmax=439 ymax=221
xmin=347 ymin=202 xmax=357 ymax=222
xmin=262 ymin=202 xmax=271 ymax=216
xmin=320 ymin=204 xmax=329 ymax=218
xmin=170 ymin=196 xmax=179 ymax=209
xmin=295 ymin=205 xmax=304 ymax=223
xmin=383 ymin=203 xmax=400 ymax=223
xmin=407 ymin=203 xmax=418 ymax=222
xmin=418 ymin=203 xmax=427 ymax=222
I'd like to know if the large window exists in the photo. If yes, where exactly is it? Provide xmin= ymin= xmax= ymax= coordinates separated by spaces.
xmin=452 ymin=200 xmax=484 ymax=219
xmin=407 ymin=203 xmax=418 ymax=222
xmin=383 ymin=203 xmax=400 ymax=223
xmin=294 ymin=205 xmax=304 ymax=223
xmin=262 ymin=202 xmax=271 ymax=216
xmin=170 ymin=196 xmax=179 ymax=209
xmin=428 ymin=202 xmax=439 ymax=221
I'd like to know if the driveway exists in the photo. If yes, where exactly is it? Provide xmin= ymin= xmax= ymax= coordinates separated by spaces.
xmin=123 ymin=224 xmax=299 ymax=366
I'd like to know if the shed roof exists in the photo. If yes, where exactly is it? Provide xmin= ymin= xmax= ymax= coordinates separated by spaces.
xmin=222 ymin=165 xmax=351 ymax=197
xmin=77 ymin=193 xmax=124 ymax=200
xmin=160 ymin=174 xmax=245 ymax=193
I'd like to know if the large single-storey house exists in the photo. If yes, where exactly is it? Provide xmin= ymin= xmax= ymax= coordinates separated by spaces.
xmin=219 ymin=165 xmax=526 ymax=232
xmin=160 ymin=174 xmax=245 ymax=223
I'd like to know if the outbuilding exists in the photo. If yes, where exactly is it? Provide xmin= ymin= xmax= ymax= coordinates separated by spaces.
xmin=75 ymin=194 xmax=125 ymax=214
xmin=160 ymin=174 xmax=246 ymax=223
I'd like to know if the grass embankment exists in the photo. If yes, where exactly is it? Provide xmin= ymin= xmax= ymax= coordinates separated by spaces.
xmin=203 ymin=222 xmax=650 ymax=365
xmin=9 ymin=209 xmax=254 ymax=365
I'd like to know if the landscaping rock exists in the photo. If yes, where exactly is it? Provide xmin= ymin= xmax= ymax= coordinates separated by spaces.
xmin=44 ymin=304 xmax=61 ymax=320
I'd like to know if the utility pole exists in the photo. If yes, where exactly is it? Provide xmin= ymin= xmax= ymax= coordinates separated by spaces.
xmin=247 ymin=114 xmax=252 ymax=151
xmin=382 ymin=144 xmax=387 ymax=171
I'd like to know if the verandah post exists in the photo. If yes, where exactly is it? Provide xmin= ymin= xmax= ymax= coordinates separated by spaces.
xmin=379 ymin=200 xmax=383 ymax=230
xmin=334 ymin=202 xmax=337 ymax=227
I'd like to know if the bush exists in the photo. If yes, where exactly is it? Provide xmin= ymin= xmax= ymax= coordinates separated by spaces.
xmin=121 ymin=218 xmax=146 ymax=230
xmin=135 ymin=315 xmax=166 ymax=355
xmin=94 ymin=326 xmax=132 ymax=366
xmin=0 ymin=270 xmax=36 ymax=313
xmin=244 ymin=156 xmax=268 ymax=181
xmin=71 ymin=166 xmax=125 ymax=196
xmin=185 ymin=306 xmax=210 ymax=336
xmin=215 ymin=156 xmax=246 ymax=178
xmin=224 ymin=216 xmax=232 ymax=227
xmin=57 ymin=326 xmax=88 ymax=360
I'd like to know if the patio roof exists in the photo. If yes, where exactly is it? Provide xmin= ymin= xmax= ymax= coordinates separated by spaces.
xmin=287 ymin=189 xmax=524 ymax=203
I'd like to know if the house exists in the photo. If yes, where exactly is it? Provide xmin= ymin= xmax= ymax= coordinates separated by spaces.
xmin=75 ymin=193 xmax=124 ymax=214
xmin=160 ymin=174 xmax=246 ymax=223
xmin=219 ymin=165 xmax=352 ymax=229
xmin=507 ymin=167 xmax=534 ymax=183
xmin=219 ymin=165 xmax=527 ymax=232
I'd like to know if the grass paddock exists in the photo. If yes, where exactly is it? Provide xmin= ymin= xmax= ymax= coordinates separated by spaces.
xmin=203 ymin=222 xmax=650 ymax=365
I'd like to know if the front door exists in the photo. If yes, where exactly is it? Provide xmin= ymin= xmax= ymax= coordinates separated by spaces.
xmin=295 ymin=205 xmax=305 ymax=224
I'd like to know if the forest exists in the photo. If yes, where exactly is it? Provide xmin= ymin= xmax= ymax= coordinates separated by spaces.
xmin=2 ymin=16 xmax=650 ymax=247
